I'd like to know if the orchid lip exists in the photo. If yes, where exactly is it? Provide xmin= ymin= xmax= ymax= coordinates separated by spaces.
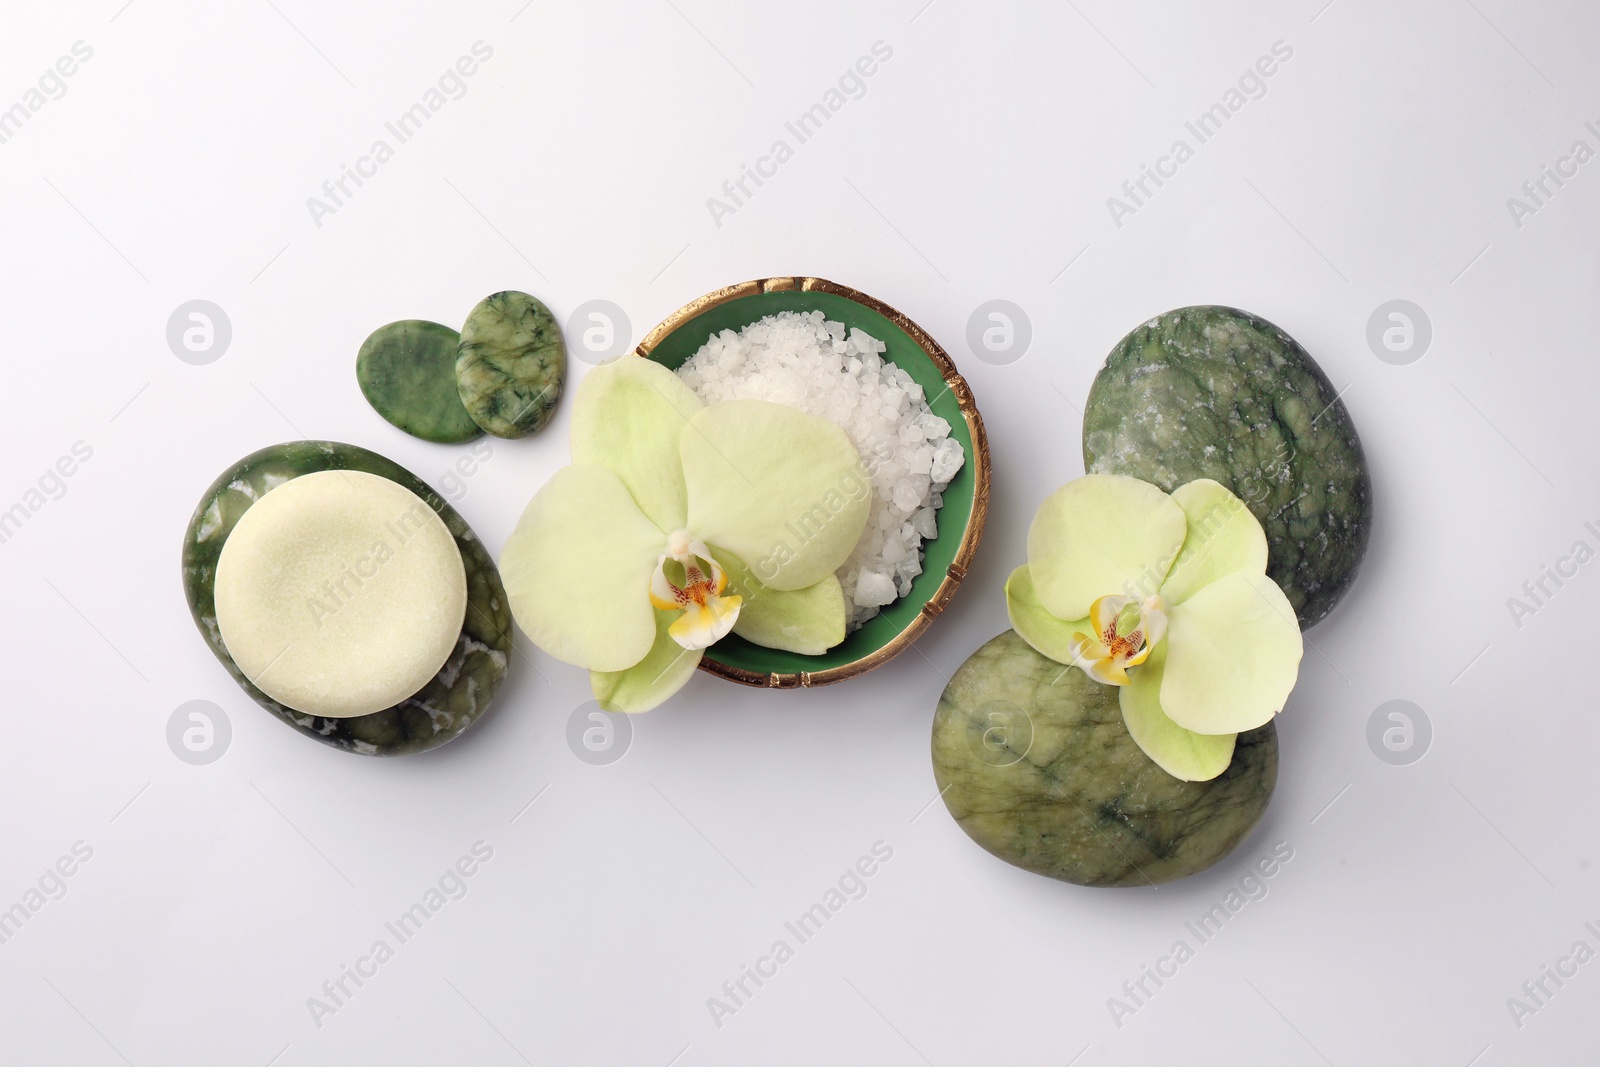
xmin=1069 ymin=594 xmax=1167 ymax=687
xmin=649 ymin=534 xmax=742 ymax=650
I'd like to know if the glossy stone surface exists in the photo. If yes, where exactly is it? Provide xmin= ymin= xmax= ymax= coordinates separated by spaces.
xmin=931 ymin=630 xmax=1277 ymax=887
xmin=182 ymin=441 xmax=513 ymax=756
xmin=456 ymin=291 xmax=565 ymax=439
xmin=1082 ymin=306 xmax=1372 ymax=627
xmin=356 ymin=319 xmax=483 ymax=443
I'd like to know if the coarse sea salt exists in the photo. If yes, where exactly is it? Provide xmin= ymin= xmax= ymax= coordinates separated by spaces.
xmin=676 ymin=310 xmax=966 ymax=630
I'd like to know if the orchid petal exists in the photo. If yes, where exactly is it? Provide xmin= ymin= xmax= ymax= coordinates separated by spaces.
xmin=720 ymin=552 xmax=846 ymax=655
xmin=1159 ymin=479 xmax=1269 ymax=605
xmin=498 ymin=464 xmax=663 ymax=672
xmin=1160 ymin=571 xmax=1303 ymax=734
xmin=1120 ymin=644 xmax=1237 ymax=781
xmin=1005 ymin=564 xmax=1088 ymax=665
xmin=1027 ymin=473 xmax=1187 ymax=621
xmin=591 ymin=610 xmax=703 ymax=713
xmin=570 ymin=357 xmax=703 ymax=531
xmin=681 ymin=399 xmax=870 ymax=591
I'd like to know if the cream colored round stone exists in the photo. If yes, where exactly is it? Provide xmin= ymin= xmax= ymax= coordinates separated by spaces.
xmin=215 ymin=469 xmax=467 ymax=717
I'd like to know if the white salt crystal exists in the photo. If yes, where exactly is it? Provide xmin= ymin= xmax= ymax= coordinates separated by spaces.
xmin=854 ymin=571 xmax=897 ymax=607
xmin=915 ymin=412 xmax=951 ymax=441
xmin=930 ymin=438 xmax=966 ymax=483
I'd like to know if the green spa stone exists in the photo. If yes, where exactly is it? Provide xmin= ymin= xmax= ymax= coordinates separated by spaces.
xmin=931 ymin=631 xmax=1277 ymax=888
xmin=456 ymin=291 xmax=566 ymax=439
xmin=1082 ymin=306 xmax=1372 ymax=627
xmin=181 ymin=441 xmax=513 ymax=756
xmin=356 ymin=320 xmax=484 ymax=444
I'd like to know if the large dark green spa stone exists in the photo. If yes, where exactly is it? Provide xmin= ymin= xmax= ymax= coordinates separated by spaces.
xmin=181 ymin=441 xmax=512 ymax=756
xmin=456 ymin=291 xmax=565 ymax=439
xmin=1082 ymin=306 xmax=1372 ymax=627
xmin=932 ymin=631 xmax=1277 ymax=888
xmin=356 ymin=320 xmax=484 ymax=444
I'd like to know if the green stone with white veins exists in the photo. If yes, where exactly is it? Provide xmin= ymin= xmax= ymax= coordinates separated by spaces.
xmin=931 ymin=630 xmax=1278 ymax=888
xmin=1082 ymin=305 xmax=1372 ymax=627
xmin=456 ymin=291 xmax=566 ymax=439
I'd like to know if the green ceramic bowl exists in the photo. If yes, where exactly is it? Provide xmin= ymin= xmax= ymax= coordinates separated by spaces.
xmin=637 ymin=277 xmax=990 ymax=689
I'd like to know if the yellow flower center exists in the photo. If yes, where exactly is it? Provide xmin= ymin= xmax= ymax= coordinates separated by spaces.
xmin=649 ymin=531 xmax=743 ymax=651
xmin=1069 ymin=594 xmax=1167 ymax=686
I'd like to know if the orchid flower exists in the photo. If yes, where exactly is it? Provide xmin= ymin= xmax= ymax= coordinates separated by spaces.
xmin=1005 ymin=473 xmax=1303 ymax=781
xmin=499 ymin=356 xmax=870 ymax=712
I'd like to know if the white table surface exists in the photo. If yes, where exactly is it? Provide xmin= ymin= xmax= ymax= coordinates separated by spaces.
xmin=2 ymin=1 xmax=1596 ymax=1064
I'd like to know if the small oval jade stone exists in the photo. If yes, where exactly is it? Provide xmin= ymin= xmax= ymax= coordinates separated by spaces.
xmin=456 ymin=291 xmax=566 ymax=439
xmin=931 ymin=630 xmax=1278 ymax=888
xmin=357 ymin=319 xmax=484 ymax=444
xmin=1082 ymin=305 xmax=1372 ymax=627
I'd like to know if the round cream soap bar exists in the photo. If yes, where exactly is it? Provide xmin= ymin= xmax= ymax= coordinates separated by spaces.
xmin=214 ymin=469 xmax=467 ymax=718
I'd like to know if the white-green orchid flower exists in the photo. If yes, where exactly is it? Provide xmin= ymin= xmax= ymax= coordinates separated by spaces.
xmin=499 ymin=356 xmax=870 ymax=713
xmin=1005 ymin=473 xmax=1303 ymax=782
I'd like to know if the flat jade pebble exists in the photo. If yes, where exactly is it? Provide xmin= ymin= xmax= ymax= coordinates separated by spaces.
xmin=456 ymin=291 xmax=565 ymax=439
xmin=1082 ymin=306 xmax=1372 ymax=627
xmin=182 ymin=441 xmax=512 ymax=756
xmin=931 ymin=630 xmax=1277 ymax=888
xmin=357 ymin=320 xmax=484 ymax=444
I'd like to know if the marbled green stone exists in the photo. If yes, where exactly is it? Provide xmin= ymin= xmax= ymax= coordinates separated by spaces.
xmin=456 ymin=291 xmax=565 ymax=439
xmin=356 ymin=320 xmax=483 ymax=444
xmin=1082 ymin=306 xmax=1372 ymax=627
xmin=181 ymin=441 xmax=513 ymax=756
xmin=931 ymin=631 xmax=1277 ymax=888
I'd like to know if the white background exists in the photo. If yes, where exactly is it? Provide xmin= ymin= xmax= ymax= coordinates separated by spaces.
xmin=1 ymin=1 xmax=1596 ymax=1064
